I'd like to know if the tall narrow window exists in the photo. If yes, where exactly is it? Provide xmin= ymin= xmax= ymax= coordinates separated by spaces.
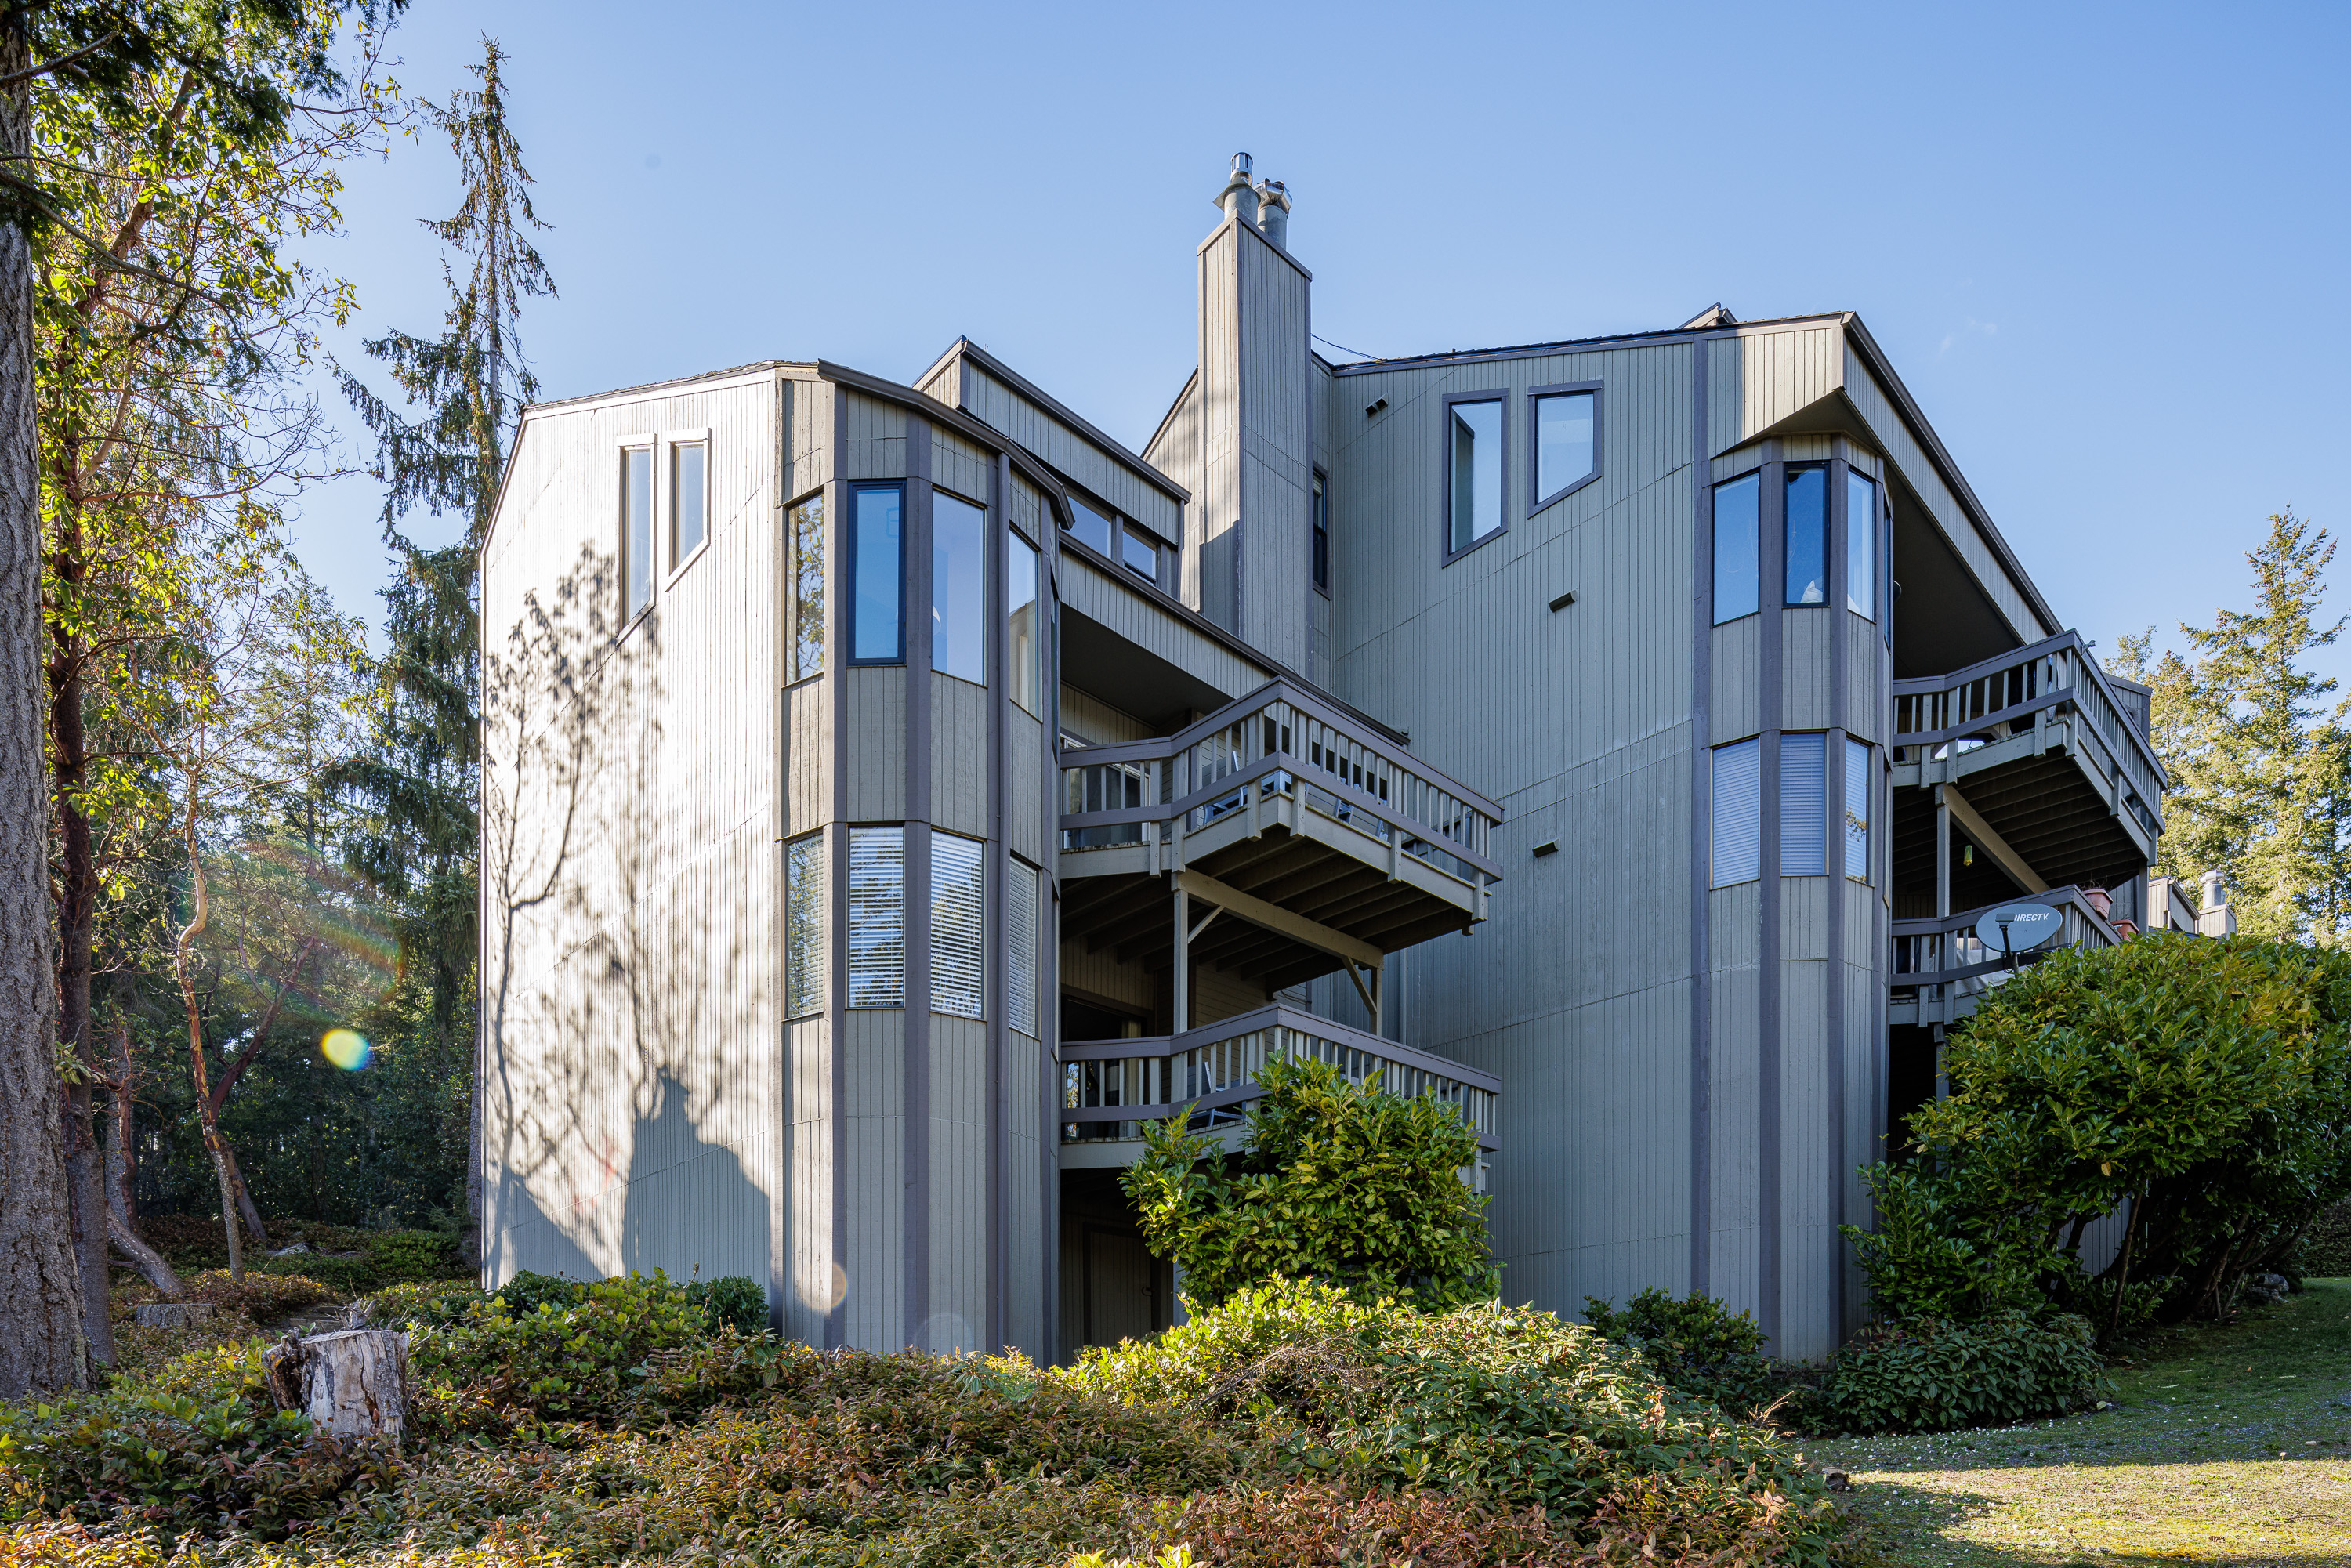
xmin=1531 ymin=388 xmax=1596 ymax=505
xmin=1844 ymin=737 xmax=1871 ymax=881
xmin=931 ymin=833 xmax=985 ymax=1019
xmin=1712 ymin=473 xmax=1760 ymax=624
xmin=1007 ymin=532 xmax=1039 ymax=716
xmin=846 ymin=827 xmax=904 ymax=1007
xmin=1007 ymin=858 xmax=1038 ymax=1037
xmin=672 ymin=440 xmax=707 ymax=566
xmin=1447 ymin=397 xmax=1503 ymax=554
xmin=1846 ymin=470 xmax=1878 ymax=621
xmin=1311 ymin=473 xmax=1329 ymax=591
xmin=1712 ymin=738 xmax=1760 ymax=887
xmin=933 ymin=492 xmax=986 ymax=685
xmin=849 ymin=483 xmax=904 ymax=663
xmin=1780 ymin=733 xmax=1827 ymax=875
xmin=788 ymin=494 xmax=825 ymax=679
xmin=784 ymin=834 xmax=825 ymax=1018
xmin=622 ymin=446 xmax=653 ymax=619
xmin=1785 ymin=465 xmax=1827 ymax=606
xmin=1067 ymin=496 xmax=1115 ymax=556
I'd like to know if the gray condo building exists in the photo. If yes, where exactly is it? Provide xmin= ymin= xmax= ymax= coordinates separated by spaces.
xmin=478 ymin=154 xmax=2197 ymax=1364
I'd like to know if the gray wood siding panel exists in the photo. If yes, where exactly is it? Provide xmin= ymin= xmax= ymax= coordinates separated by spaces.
xmin=1004 ymin=1034 xmax=1044 ymax=1356
xmin=931 ymin=423 xmax=992 ymax=509
xmin=1780 ymin=877 xmax=1828 ymax=965
xmin=1782 ymin=612 xmax=1831 ymax=733
xmin=1705 ymin=954 xmax=1760 ymax=1317
xmin=788 ymin=1016 xmax=833 ymax=1344
xmin=1058 ymin=556 xmax=1267 ymax=703
xmin=844 ymin=667 xmax=907 ymax=821
xmin=1707 ymin=325 xmax=1842 ymax=456
xmin=930 ymin=676 xmax=989 ymax=840
xmin=926 ymin=1014 xmax=990 ymax=1353
xmin=1058 ymin=685 xmax=1151 ymax=745
xmin=1235 ymin=231 xmax=1313 ymax=672
xmin=961 ymin=368 xmax=1181 ymax=542
xmin=481 ymin=375 xmax=782 ymax=1303
xmin=1008 ymin=710 xmax=1045 ymax=867
xmin=1059 ymin=943 xmax=1154 ymax=1012
xmin=1198 ymin=226 xmax=1240 ymax=628
xmin=843 ymin=1009 xmax=905 ymax=1350
xmin=787 ymin=682 xmax=831 ymax=838
xmin=1844 ymin=620 xmax=1884 ymax=745
xmin=782 ymin=372 xmax=830 ymax=503
xmin=842 ymin=391 xmax=907 ymax=481
xmin=1711 ymin=618 xmax=1762 ymax=744
xmin=1009 ymin=473 xmax=1044 ymax=541
xmin=1777 ymin=954 xmax=1835 ymax=1360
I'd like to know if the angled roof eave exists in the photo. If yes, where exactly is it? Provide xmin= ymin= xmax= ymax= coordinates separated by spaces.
xmin=917 ymin=336 xmax=1190 ymax=505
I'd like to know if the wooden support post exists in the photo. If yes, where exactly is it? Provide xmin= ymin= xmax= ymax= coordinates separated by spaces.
xmin=1934 ymin=785 xmax=1951 ymax=919
xmin=1172 ymin=879 xmax=1190 ymax=1034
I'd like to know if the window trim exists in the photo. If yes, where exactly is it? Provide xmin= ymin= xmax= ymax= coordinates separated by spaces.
xmin=845 ymin=480 xmax=907 ymax=666
xmin=929 ymin=484 xmax=989 ymax=690
xmin=1526 ymin=380 xmax=1603 ymax=515
xmin=617 ymin=433 xmax=657 ymax=632
xmin=1783 ymin=461 xmax=1830 ymax=609
xmin=1439 ymin=387 xmax=1511 ymax=565
xmin=664 ymin=428 xmax=712 ymax=587
xmin=1710 ymin=467 xmax=1763 ymax=625
xmin=782 ymin=487 xmax=828 ymax=688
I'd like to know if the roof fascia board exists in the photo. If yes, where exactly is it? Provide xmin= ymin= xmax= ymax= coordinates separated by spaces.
xmin=1328 ymin=313 xmax=1847 ymax=376
xmin=1840 ymin=316 xmax=2063 ymax=639
xmin=922 ymin=337 xmax=1191 ymax=505
xmin=524 ymin=360 xmax=802 ymax=412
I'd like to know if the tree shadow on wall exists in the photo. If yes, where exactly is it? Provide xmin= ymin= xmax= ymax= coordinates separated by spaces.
xmin=620 ymin=1069 xmax=768 ymax=1282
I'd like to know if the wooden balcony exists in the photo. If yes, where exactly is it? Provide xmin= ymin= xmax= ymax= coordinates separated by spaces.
xmin=1058 ymin=680 xmax=1502 ymax=998
xmin=1888 ymin=884 xmax=2125 ymax=1027
xmin=1059 ymin=1004 xmax=1499 ymax=1167
xmin=1891 ymin=632 xmax=2165 ymax=896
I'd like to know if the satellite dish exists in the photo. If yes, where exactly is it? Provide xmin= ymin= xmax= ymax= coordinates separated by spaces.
xmin=1976 ymin=902 xmax=2063 ymax=957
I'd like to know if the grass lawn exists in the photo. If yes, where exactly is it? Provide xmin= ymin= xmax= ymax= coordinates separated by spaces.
xmin=1807 ymin=1278 xmax=2351 ymax=1567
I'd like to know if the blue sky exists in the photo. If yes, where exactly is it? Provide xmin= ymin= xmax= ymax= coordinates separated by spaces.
xmin=301 ymin=0 xmax=2351 ymax=682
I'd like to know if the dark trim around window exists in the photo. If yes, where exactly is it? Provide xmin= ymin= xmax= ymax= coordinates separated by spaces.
xmin=1526 ymin=380 xmax=1603 ymax=515
xmin=846 ymin=480 xmax=907 ymax=665
xmin=1439 ymin=387 xmax=1510 ymax=566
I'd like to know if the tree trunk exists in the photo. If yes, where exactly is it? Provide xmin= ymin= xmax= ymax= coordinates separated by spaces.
xmin=173 ymin=795 xmax=243 ymax=1280
xmin=0 ymin=10 xmax=87 ymax=1398
xmin=60 ymin=1080 xmax=114 ymax=1362
xmin=223 ymin=1145 xmax=269 ymax=1246
xmin=263 ymin=1328 xmax=411 ymax=1441
xmin=106 ymin=1205 xmax=182 ymax=1299
xmin=107 ymin=1022 xmax=136 ymax=1222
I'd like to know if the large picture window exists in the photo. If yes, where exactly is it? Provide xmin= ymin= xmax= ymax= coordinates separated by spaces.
xmin=784 ymin=834 xmax=825 ymax=1018
xmin=1712 ymin=473 xmax=1760 ymax=624
xmin=849 ymin=483 xmax=904 ymax=663
xmin=1007 ymin=531 xmax=1039 ymax=716
xmin=1844 ymin=737 xmax=1872 ymax=881
xmin=846 ymin=827 xmax=904 ymax=1008
xmin=933 ymin=492 xmax=986 ymax=685
xmin=930 ymin=832 xmax=985 ymax=1019
xmin=788 ymin=494 xmax=824 ymax=679
xmin=1530 ymin=386 xmax=1597 ymax=509
xmin=622 ymin=445 xmax=654 ymax=620
xmin=1780 ymin=733 xmax=1827 ymax=875
xmin=1785 ymin=465 xmax=1828 ymax=606
xmin=1712 ymin=737 xmax=1760 ymax=887
xmin=1444 ymin=395 xmax=1505 ymax=556
xmin=1846 ymin=470 xmax=1878 ymax=621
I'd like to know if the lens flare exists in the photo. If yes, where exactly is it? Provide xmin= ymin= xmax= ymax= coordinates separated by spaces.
xmin=321 ymin=1029 xmax=372 ymax=1070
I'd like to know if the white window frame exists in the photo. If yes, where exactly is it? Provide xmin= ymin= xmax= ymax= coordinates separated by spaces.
xmin=665 ymin=427 xmax=712 ymax=587
xmin=618 ymin=433 xmax=657 ymax=631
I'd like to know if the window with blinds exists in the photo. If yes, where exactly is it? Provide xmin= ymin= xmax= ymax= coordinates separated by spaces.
xmin=784 ymin=834 xmax=825 ymax=1017
xmin=1781 ymin=733 xmax=1827 ymax=875
xmin=930 ymin=833 xmax=985 ymax=1019
xmin=1007 ymin=859 xmax=1038 ymax=1037
xmin=846 ymin=827 xmax=904 ymax=1007
xmin=1844 ymin=738 xmax=1872 ymax=881
xmin=1712 ymin=738 xmax=1760 ymax=887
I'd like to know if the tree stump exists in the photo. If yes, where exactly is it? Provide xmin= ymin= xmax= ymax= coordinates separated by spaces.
xmin=262 ymin=1328 xmax=410 ymax=1440
xmin=132 ymin=1302 xmax=216 ymax=1329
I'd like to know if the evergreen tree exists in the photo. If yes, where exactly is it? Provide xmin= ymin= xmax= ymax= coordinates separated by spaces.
xmin=332 ymin=38 xmax=550 ymax=1222
xmin=2114 ymin=512 xmax=2347 ymax=942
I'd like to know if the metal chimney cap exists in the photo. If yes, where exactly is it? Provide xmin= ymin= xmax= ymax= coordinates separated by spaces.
xmin=1230 ymin=151 xmax=1253 ymax=176
xmin=1255 ymin=177 xmax=1291 ymax=212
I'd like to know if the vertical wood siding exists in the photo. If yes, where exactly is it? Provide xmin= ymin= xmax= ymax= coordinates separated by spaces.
xmin=931 ymin=678 xmax=988 ymax=839
xmin=844 ymin=668 xmax=907 ymax=821
xmin=843 ymin=1008 xmax=905 ymax=1349
xmin=926 ymin=1014 xmax=990 ymax=1353
xmin=957 ymin=367 xmax=1181 ymax=543
xmin=1058 ymin=556 xmax=1268 ymax=704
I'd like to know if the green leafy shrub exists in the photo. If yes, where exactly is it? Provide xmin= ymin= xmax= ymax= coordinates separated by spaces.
xmin=1121 ymin=1054 xmax=1498 ymax=1310
xmin=0 ymin=1342 xmax=398 ymax=1530
xmin=679 ymin=1273 xmax=766 ymax=1333
xmin=1065 ymin=1278 xmax=1847 ymax=1556
xmin=364 ymin=1277 xmax=488 ymax=1327
xmin=488 ymin=1269 xmax=588 ymax=1315
xmin=2296 ymin=1198 xmax=2351 ymax=1276
xmin=1813 ymin=1311 xmax=2109 ymax=1434
xmin=1851 ymin=935 xmax=2351 ymax=1327
xmin=1584 ymin=1287 xmax=1802 ymax=1422
xmin=365 ymin=1229 xmax=460 ymax=1283
xmin=408 ymin=1271 xmax=724 ymax=1429
xmin=177 ymin=1269 xmax=336 ymax=1321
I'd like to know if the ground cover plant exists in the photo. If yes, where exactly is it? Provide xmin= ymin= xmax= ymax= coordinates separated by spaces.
xmin=2 ymin=1274 xmax=1875 ymax=1566
xmin=1806 ymin=1276 xmax=2351 ymax=1566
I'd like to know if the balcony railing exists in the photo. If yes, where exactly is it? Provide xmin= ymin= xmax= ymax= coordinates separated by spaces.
xmin=1891 ymin=632 xmax=2165 ymax=839
xmin=1059 ymin=679 xmax=1504 ymax=892
xmin=1890 ymin=884 xmax=2124 ymax=1023
xmin=1060 ymin=1004 xmax=1499 ymax=1149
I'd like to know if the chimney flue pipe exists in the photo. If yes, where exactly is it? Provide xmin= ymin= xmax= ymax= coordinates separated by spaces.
xmin=1216 ymin=151 xmax=1258 ymax=226
xmin=1255 ymin=178 xmax=1291 ymax=248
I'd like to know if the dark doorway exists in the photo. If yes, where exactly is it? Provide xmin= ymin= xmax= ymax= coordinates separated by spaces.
xmin=1886 ymin=1024 xmax=1940 ymax=1160
xmin=1057 ymin=1168 xmax=1172 ymax=1362
xmin=1063 ymin=993 xmax=1147 ymax=1042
